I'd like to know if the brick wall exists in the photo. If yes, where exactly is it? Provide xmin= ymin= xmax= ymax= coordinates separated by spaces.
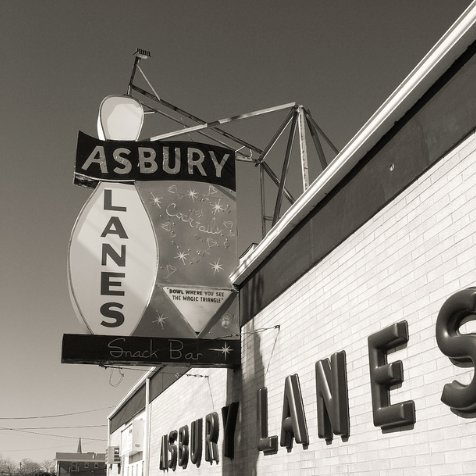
xmin=146 ymin=131 xmax=476 ymax=475
xmin=148 ymin=368 xmax=230 ymax=476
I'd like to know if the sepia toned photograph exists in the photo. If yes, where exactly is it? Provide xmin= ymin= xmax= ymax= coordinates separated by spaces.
xmin=1 ymin=1 xmax=476 ymax=474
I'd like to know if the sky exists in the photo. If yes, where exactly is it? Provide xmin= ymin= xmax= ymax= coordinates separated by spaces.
xmin=0 ymin=0 xmax=473 ymax=464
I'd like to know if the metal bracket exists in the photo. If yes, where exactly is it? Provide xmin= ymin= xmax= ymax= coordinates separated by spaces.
xmin=125 ymin=50 xmax=339 ymax=239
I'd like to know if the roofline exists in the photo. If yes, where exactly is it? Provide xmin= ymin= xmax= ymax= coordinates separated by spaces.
xmin=55 ymin=458 xmax=105 ymax=461
xmin=55 ymin=454 xmax=105 ymax=462
xmin=230 ymin=0 xmax=476 ymax=286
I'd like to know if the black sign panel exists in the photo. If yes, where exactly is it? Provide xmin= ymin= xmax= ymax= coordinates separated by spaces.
xmin=62 ymin=334 xmax=240 ymax=368
xmin=75 ymin=131 xmax=236 ymax=191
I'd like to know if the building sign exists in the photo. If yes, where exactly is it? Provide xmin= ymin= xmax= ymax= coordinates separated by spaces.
xmin=157 ymin=402 xmax=240 ymax=471
xmin=65 ymin=96 xmax=240 ymax=367
xmin=133 ymin=179 xmax=238 ymax=338
xmin=68 ymin=182 xmax=158 ymax=335
xmin=61 ymin=334 xmax=240 ymax=368
xmin=75 ymin=131 xmax=235 ymax=190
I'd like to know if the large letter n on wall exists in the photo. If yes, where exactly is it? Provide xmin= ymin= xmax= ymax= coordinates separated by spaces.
xmin=315 ymin=351 xmax=350 ymax=441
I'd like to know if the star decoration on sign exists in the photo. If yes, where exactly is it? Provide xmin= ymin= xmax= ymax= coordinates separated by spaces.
xmin=210 ymin=258 xmax=223 ymax=274
xmin=211 ymin=199 xmax=224 ymax=215
xmin=153 ymin=313 xmax=168 ymax=329
xmin=150 ymin=192 xmax=163 ymax=208
xmin=187 ymin=189 xmax=198 ymax=201
xmin=174 ymin=250 xmax=190 ymax=265
xmin=209 ymin=343 xmax=233 ymax=360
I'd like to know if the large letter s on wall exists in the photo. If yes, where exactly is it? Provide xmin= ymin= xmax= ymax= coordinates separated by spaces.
xmin=436 ymin=288 xmax=476 ymax=414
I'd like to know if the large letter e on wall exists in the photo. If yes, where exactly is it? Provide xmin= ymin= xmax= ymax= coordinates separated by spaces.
xmin=368 ymin=321 xmax=415 ymax=431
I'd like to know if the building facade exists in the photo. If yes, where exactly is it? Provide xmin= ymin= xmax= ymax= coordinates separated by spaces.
xmin=107 ymin=4 xmax=476 ymax=475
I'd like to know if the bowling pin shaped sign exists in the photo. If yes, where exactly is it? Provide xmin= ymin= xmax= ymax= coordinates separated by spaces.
xmin=68 ymin=96 xmax=158 ymax=335
xmin=70 ymin=95 xmax=239 ymax=343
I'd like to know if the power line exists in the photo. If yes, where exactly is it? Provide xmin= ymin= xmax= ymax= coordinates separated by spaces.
xmin=0 ymin=407 xmax=114 ymax=420
xmin=0 ymin=428 xmax=104 ymax=442
xmin=5 ymin=443 xmax=72 ymax=452
xmin=0 ymin=424 xmax=107 ymax=430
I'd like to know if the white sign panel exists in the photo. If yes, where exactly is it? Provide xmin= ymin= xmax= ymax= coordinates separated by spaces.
xmin=68 ymin=95 xmax=239 ymax=344
xmin=68 ymin=182 xmax=158 ymax=335
xmin=163 ymin=286 xmax=233 ymax=333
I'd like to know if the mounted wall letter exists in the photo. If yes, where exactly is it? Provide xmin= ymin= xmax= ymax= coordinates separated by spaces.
xmin=436 ymin=287 xmax=476 ymax=414
xmin=368 ymin=321 xmax=415 ymax=431
xmin=315 ymin=351 xmax=350 ymax=441
xmin=280 ymin=374 xmax=309 ymax=450
xmin=190 ymin=418 xmax=203 ymax=467
xmin=178 ymin=425 xmax=189 ymax=469
xmin=168 ymin=430 xmax=178 ymax=471
xmin=257 ymin=387 xmax=278 ymax=455
xmin=204 ymin=412 xmax=219 ymax=464
xmin=222 ymin=402 xmax=239 ymax=459
xmin=159 ymin=434 xmax=168 ymax=470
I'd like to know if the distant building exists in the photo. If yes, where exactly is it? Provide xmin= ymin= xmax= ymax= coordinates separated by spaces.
xmin=55 ymin=439 xmax=106 ymax=476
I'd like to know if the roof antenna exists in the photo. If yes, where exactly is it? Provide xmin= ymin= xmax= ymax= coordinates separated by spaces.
xmin=127 ymin=48 xmax=151 ymax=95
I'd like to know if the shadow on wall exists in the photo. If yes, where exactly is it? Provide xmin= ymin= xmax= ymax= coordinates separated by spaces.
xmin=223 ymin=274 xmax=265 ymax=476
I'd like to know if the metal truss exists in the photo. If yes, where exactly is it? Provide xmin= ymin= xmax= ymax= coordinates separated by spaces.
xmin=126 ymin=49 xmax=339 ymax=238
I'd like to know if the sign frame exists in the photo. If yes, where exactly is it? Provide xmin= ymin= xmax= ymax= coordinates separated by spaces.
xmin=62 ymin=334 xmax=241 ymax=369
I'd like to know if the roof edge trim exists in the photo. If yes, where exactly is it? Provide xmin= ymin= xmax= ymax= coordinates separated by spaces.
xmin=231 ymin=0 xmax=476 ymax=286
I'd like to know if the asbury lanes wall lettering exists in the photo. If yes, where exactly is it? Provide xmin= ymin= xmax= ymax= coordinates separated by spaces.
xmin=257 ymin=326 xmax=414 ymax=456
xmin=255 ymin=288 xmax=476 ymax=457
xmin=368 ymin=321 xmax=415 ymax=429
xmin=151 ymin=288 xmax=476 ymax=470
xmin=221 ymin=402 xmax=239 ymax=459
xmin=436 ymin=287 xmax=476 ymax=414
xmin=159 ymin=403 xmax=239 ymax=472
xmin=315 ymin=350 xmax=350 ymax=441
xmin=280 ymin=374 xmax=309 ymax=450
